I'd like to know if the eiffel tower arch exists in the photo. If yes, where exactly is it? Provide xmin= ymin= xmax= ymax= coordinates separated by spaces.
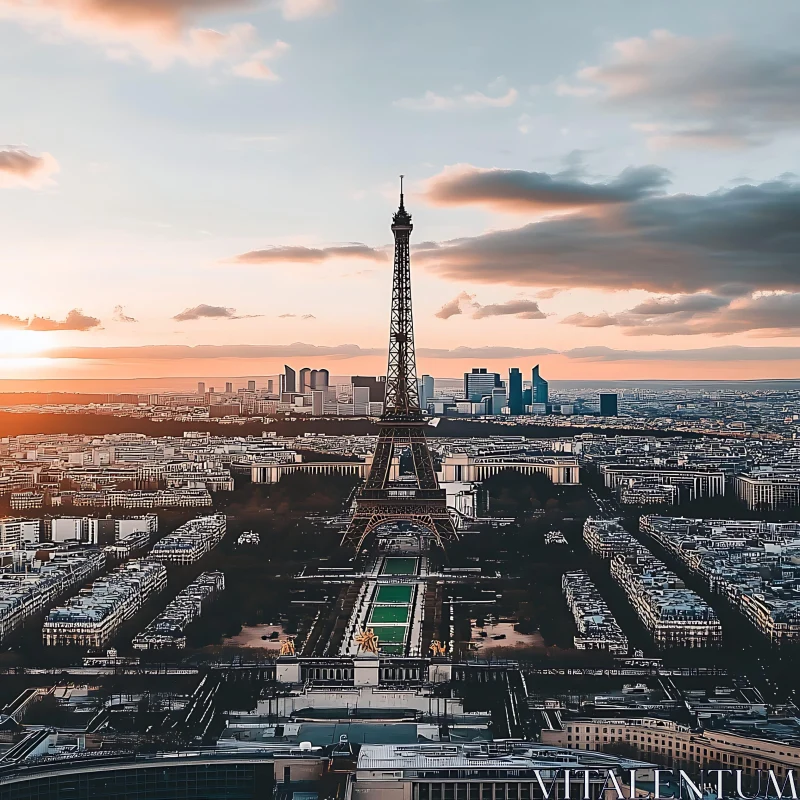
xmin=341 ymin=178 xmax=458 ymax=552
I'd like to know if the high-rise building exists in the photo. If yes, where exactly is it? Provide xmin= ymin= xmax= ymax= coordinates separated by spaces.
xmin=313 ymin=368 xmax=329 ymax=390
xmin=599 ymin=392 xmax=618 ymax=417
xmin=352 ymin=375 xmax=386 ymax=403
xmin=353 ymin=386 xmax=370 ymax=415
xmin=267 ymin=379 xmax=274 ymax=394
xmin=419 ymin=374 xmax=434 ymax=412
xmin=508 ymin=368 xmax=523 ymax=415
xmin=197 ymin=381 xmax=205 ymax=395
xmin=281 ymin=365 xmax=296 ymax=394
xmin=311 ymin=390 xmax=325 ymax=416
xmin=225 ymin=382 xmax=233 ymax=394
xmin=532 ymin=364 xmax=549 ymax=405
xmin=464 ymin=368 xmax=500 ymax=401
xmin=247 ymin=379 xmax=256 ymax=392
xmin=491 ymin=387 xmax=508 ymax=415
xmin=299 ymin=367 xmax=311 ymax=393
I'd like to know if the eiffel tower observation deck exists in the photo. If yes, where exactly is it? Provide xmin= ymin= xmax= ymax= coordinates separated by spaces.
xmin=341 ymin=178 xmax=458 ymax=551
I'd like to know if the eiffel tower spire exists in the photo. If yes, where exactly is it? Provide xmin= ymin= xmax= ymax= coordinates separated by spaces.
xmin=341 ymin=177 xmax=458 ymax=551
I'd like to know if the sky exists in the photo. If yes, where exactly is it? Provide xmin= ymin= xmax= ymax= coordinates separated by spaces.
xmin=2 ymin=0 xmax=800 ymax=384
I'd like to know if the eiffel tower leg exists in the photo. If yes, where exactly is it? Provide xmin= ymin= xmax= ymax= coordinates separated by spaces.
xmin=341 ymin=514 xmax=371 ymax=549
xmin=431 ymin=514 xmax=459 ymax=544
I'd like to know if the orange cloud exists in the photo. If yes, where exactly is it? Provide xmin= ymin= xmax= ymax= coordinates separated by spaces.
xmin=0 ymin=0 xmax=281 ymax=71
xmin=0 ymin=147 xmax=59 ymax=189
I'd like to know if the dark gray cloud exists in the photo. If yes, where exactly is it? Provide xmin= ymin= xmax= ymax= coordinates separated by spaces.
xmin=564 ymin=345 xmax=800 ymax=362
xmin=234 ymin=244 xmax=387 ymax=264
xmin=415 ymin=178 xmax=800 ymax=294
xmin=9 ymin=309 xmax=102 ymax=332
xmin=424 ymin=164 xmax=670 ymax=212
xmin=562 ymin=292 xmax=800 ymax=336
xmin=173 ymin=304 xmax=261 ymax=321
xmin=472 ymin=299 xmax=546 ymax=319
xmin=566 ymin=31 xmax=800 ymax=147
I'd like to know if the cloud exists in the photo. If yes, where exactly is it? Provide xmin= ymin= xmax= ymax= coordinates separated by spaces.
xmin=472 ymin=299 xmax=546 ymax=320
xmin=0 ymin=147 xmax=59 ymax=189
xmin=301 ymin=313 xmax=316 ymax=320
xmin=278 ymin=312 xmax=316 ymax=319
xmin=26 ymin=309 xmax=101 ymax=332
xmin=415 ymin=176 xmax=800 ymax=294
xmin=394 ymin=86 xmax=518 ymax=112
xmin=234 ymin=243 xmax=387 ymax=264
xmin=0 ymin=314 xmax=30 ymax=330
xmin=435 ymin=293 xmax=546 ymax=320
xmin=39 ymin=343 xmax=384 ymax=360
xmin=561 ymin=312 xmax=618 ymax=328
xmin=231 ymin=38 xmax=288 ymax=80
xmin=563 ymin=30 xmax=800 ymax=147
xmin=21 ymin=341 xmax=800 ymax=365
xmin=435 ymin=292 xmax=474 ymax=320
xmin=423 ymin=163 xmax=670 ymax=212
xmin=563 ymin=292 xmax=800 ymax=337
xmin=276 ymin=0 xmax=336 ymax=20
xmin=419 ymin=346 xmax=558 ymax=359
xmin=173 ymin=304 xmax=258 ymax=321
xmin=113 ymin=305 xmax=137 ymax=323
xmin=563 ymin=345 xmax=800 ymax=363
xmin=0 ymin=0 xmax=286 ymax=75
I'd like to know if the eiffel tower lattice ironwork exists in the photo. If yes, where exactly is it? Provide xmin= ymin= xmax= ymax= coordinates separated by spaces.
xmin=341 ymin=178 xmax=458 ymax=551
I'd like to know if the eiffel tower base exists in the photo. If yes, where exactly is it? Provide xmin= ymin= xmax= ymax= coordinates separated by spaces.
xmin=341 ymin=499 xmax=458 ymax=551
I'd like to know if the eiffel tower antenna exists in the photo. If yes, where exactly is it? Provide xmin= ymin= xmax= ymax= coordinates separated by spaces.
xmin=341 ymin=177 xmax=458 ymax=551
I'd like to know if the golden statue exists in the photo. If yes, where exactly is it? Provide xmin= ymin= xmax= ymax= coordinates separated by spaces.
xmin=279 ymin=638 xmax=296 ymax=656
xmin=354 ymin=627 xmax=379 ymax=654
xmin=429 ymin=640 xmax=447 ymax=657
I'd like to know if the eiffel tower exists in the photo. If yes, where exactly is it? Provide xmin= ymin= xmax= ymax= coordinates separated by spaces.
xmin=341 ymin=178 xmax=458 ymax=551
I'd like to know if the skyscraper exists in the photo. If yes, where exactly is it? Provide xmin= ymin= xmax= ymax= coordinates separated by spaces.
xmin=491 ymin=387 xmax=508 ymax=415
xmin=197 ymin=381 xmax=205 ymax=395
xmin=282 ymin=365 xmax=296 ymax=394
xmin=352 ymin=375 xmax=385 ymax=402
xmin=419 ymin=374 xmax=434 ymax=412
xmin=599 ymin=393 xmax=618 ymax=417
xmin=532 ymin=364 xmax=549 ymax=405
xmin=508 ymin=368 xmax=523 ymax=415
xmin=225 ymin=382 xmax=233 ymax=394
xmin=299 ymin=367 xmax=311 ymax=393
xmin=314 ymin=369 xmax=329 ymax=390
xmin=464 ymin=368 xmax=500 ymax=402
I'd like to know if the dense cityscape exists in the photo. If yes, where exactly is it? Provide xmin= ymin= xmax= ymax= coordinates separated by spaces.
xmin=0 ymin=194 xmax=799 ymax=796
xmin=3 ymin=1 xmax=800 ymax=795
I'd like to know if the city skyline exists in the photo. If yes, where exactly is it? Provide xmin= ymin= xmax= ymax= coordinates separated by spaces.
xmin=3 ymin=1 xmax=800 ymax=382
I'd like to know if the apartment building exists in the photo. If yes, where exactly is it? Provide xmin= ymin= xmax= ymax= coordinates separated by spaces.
xmin=42 ymin=559 xmax=167 ymax=648
xmin=150 ymin=514 xmax=227 ymax=565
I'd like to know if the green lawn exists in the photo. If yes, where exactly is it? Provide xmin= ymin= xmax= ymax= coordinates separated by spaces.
xmin=380 ymin=557 xmax=418 ymax=575
xmin=370 ymin=606 xmax=410 ymax=624
xmin=373 ymin=625 xmax=408 ymax=644
xmin=376 ymin=585 xmax=413 ymax=604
